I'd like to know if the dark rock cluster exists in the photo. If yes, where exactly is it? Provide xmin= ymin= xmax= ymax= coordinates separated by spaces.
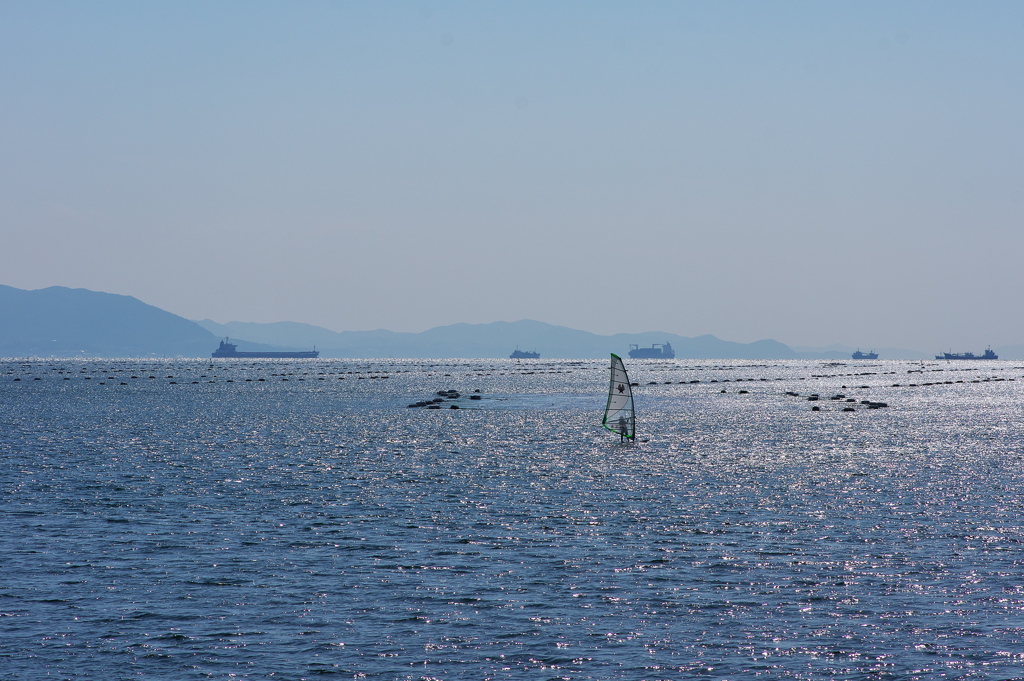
xmin=407 ymin=388 xmax=481 ymax=409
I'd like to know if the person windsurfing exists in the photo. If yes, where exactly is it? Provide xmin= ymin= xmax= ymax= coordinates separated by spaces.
xmin=602 ymin=354 xmax=635 ymax=442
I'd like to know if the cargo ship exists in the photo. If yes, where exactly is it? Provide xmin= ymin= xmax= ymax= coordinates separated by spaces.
xmin=628 ymin=342 xmax=675 ymax=359
xmin=510 ymin=349 xmax=540 ymax=359
xmin=935 ymin=348 xmax=998 ymax=360
xmin=212 ymin=338 xmax=319 ymax=359
xmin=852 ymin=349 xmax=878 ymax=360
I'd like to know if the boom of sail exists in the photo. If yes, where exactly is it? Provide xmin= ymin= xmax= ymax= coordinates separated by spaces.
xmin=602 ymin=353 xmax=636 ymax=440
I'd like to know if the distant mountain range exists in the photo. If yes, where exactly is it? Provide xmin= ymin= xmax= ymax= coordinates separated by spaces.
xmin=196 ymin=318 xmax=815 ymax=360
xmin=3 ymin=284 xmax=1013 ymax=359
xmin=195 ymin=320 xmax=936 ymax=360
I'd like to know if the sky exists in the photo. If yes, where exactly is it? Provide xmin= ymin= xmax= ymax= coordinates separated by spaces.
xmin=2 ymin=1 xmax=1023 ymax=351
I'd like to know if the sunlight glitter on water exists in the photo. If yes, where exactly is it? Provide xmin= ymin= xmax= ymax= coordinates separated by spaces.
xmin=3 ymin=358 xmax=1024 ymax=679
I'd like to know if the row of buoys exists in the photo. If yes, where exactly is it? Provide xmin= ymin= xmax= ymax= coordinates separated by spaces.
xmin=646 ymin=379 xmax=702 ymax=385
xmin=8 ymin=373 xmax=406 ymax=382
xmin=811 ymin=371 xmax=899 ymax=378
xmin=891 ymin=377 xmax=1010 ymax=387
xmin=5 ymin=362 xmax=416 ymax=377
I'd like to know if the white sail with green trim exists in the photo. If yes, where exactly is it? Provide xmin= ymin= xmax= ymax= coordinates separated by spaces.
xmin=602 ymin=353 xmax=635 ymax=440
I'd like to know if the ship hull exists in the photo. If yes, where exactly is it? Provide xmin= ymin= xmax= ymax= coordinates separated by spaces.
xmin=213 ymin=350 xmax=319 ymax=358
xmin=935 ymin=352 xmax=997 ymax=360
xmin=212 ymin=338 xmax=318 ymax=358
xmin=627 ymin=350 xmax=674 ymax=359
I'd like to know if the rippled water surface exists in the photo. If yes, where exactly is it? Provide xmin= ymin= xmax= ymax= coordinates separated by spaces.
xmin=4 ymin=357 xmax=1024 ymax=679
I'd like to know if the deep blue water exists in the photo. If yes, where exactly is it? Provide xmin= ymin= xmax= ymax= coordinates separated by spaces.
xmin=4 ymin=358 xmax=1024 ymax=679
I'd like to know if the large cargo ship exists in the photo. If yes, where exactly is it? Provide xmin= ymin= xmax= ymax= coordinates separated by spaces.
xmin=510 ymin=349 xmax=540 ymax=359
xmin=628 ymin=342 xmax=675 ymax=359
xmin=852 ymin=349 xmax=878 ymax=360
xmin=212 ymin=338 xmax=319 ymax=359
xmin=935 ymin=348 xmax=998 ymax=360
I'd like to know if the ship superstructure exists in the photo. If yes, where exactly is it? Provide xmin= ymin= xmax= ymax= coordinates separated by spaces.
xmin=627 ymin=343 xmax=675 ymax=359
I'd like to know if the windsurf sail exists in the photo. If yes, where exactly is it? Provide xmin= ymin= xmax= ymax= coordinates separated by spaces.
xmin=602 ymin=353 xmax=636 ymax=440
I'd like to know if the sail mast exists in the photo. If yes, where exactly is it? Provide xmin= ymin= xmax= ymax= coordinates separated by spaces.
xmin=602 ymin=353 xmax=636 ymax=441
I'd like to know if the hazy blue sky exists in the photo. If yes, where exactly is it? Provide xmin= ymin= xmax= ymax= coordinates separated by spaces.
xmin=3 ymin=1 xmax=1023 ymax=350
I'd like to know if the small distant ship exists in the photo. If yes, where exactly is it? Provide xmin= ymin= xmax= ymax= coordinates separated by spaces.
xmin=628 ymin=342 xmax=675 ymax=359
xmin=510 ymin=349 xmax=540 ymax=359
xmin=852 ymin=349 xmax=879 ymax=360
xmin=935 ymin=348 xmax=998 ymax=360
xmin=212 ymin=338 xmax=319 ymax=359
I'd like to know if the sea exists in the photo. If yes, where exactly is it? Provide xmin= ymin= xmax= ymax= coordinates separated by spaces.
xmin=3 ymin=356 xmax=1024 ymax=680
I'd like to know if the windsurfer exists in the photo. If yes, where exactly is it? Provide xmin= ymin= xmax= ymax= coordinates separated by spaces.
xmin=602 ymin=353 xmax=636 ymax=442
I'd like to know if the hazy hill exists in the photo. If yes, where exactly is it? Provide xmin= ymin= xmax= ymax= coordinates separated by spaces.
xmin=3 ymin=283 xmax=970 ymax=360
xmin=0 ymin=285 xmax=217 ymax=357
xmin=8 ymin=285 xmax=821 ymax=359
